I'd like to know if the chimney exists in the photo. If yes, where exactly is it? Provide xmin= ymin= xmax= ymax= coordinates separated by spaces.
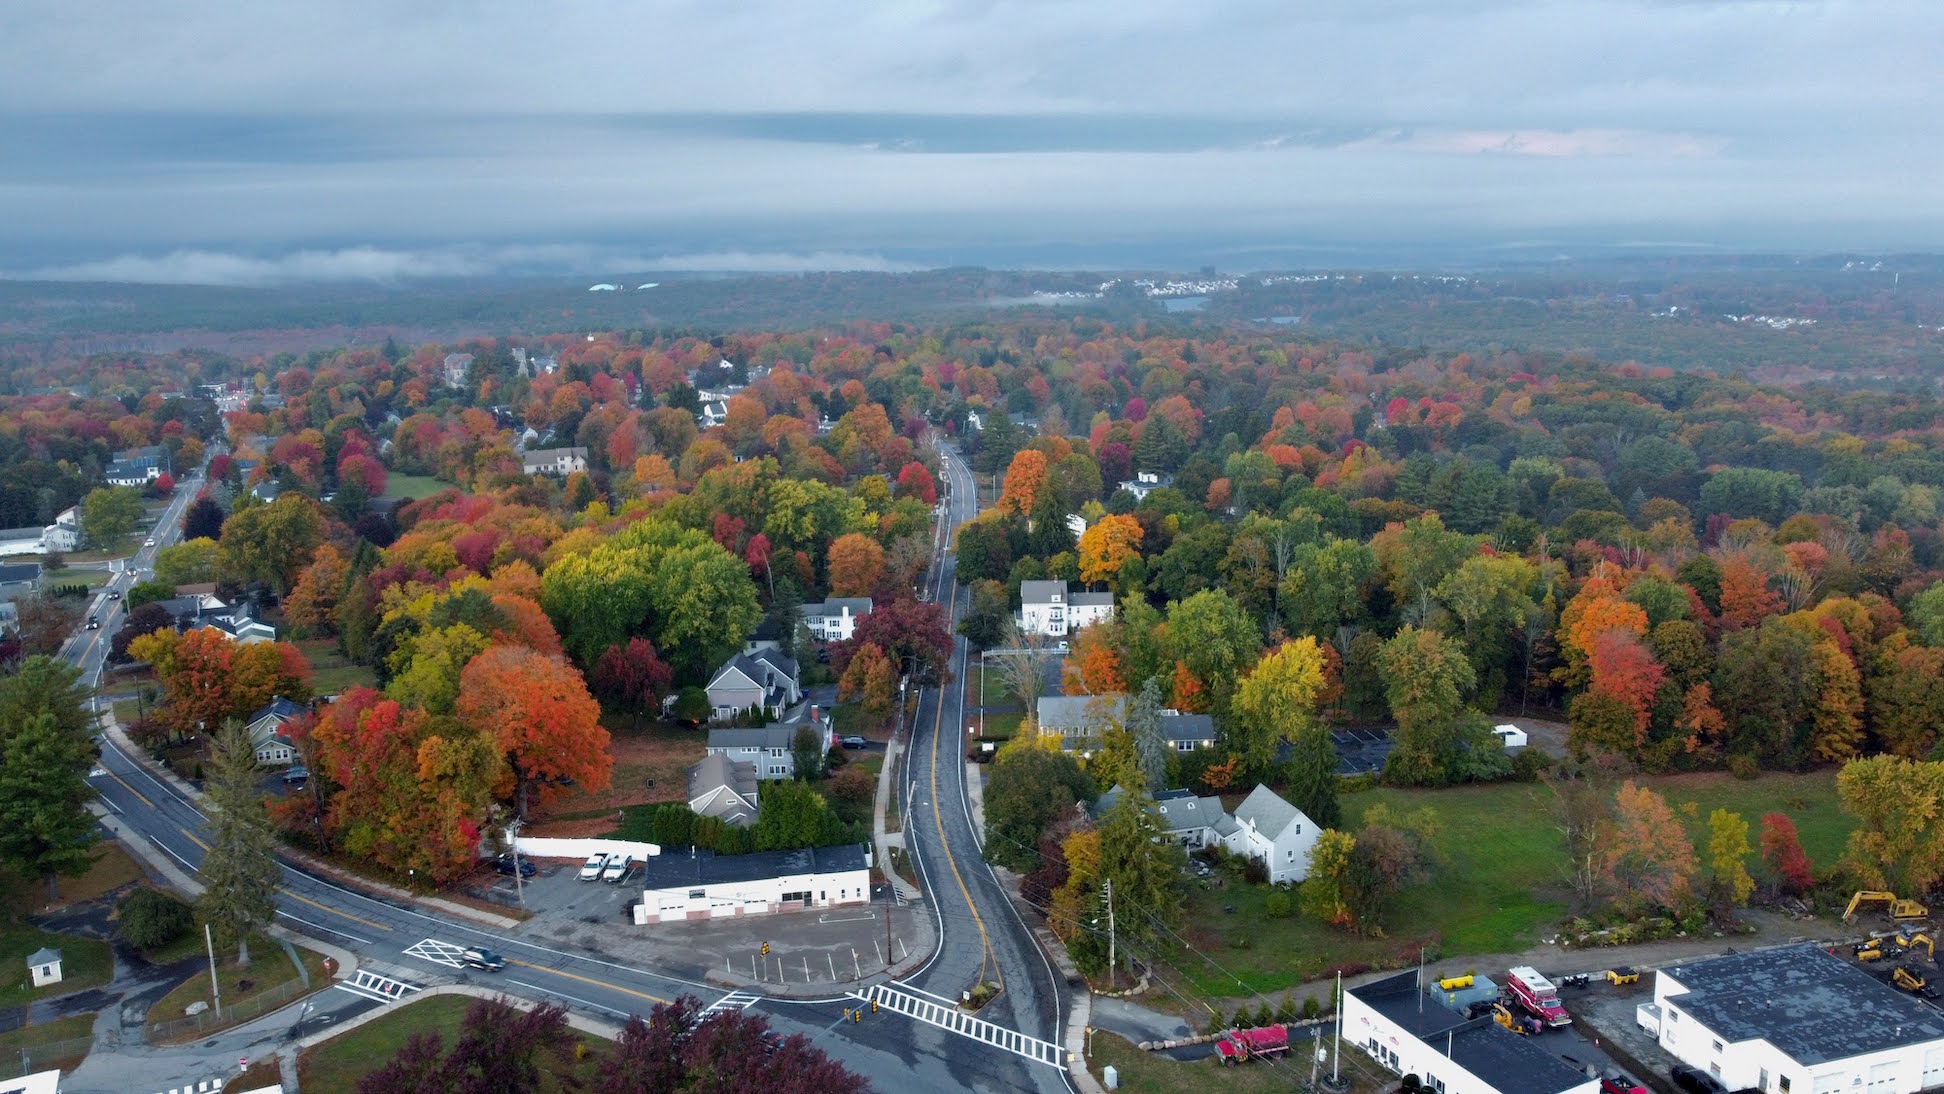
xmin=810 ymin=705 xmax=820 ymax=724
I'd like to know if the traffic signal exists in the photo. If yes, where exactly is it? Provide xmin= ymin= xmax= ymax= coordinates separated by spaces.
xmin=760 ymin=942 xmax=770 ymax=956
xmin=853 ymin=1009 xmax=862 ymax=1023
xmin=870 ymin=999 xmax=878 ymax=1013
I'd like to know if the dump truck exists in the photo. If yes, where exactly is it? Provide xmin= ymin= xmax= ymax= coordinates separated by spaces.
xmin=1506 ymin=966 xmax=1573 ymax=1028
xmin=1214 ymin=1024 xmax=1290 ymax=1064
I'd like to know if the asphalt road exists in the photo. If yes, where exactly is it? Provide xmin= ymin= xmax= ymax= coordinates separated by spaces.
xmin=63 ymin=442 xmax=1078 ymax=1092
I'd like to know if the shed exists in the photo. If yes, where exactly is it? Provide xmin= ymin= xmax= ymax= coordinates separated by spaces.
xmin=1492 ymin=724 xmax=1528 ymax=748
xmin=26 ymin=946 xmax=62 ymax=987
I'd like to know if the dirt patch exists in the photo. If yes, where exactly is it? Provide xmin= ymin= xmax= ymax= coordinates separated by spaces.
xmin=531 ymin=720 xmax=705 ymax=820
xmin=524 ymin=816 xmax=626 ymax=839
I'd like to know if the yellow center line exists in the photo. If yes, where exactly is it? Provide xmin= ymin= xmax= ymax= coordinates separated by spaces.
xmin=283 ymin=890 xmax=393 ymax=932
xmin=506 ymin=958 xmax=670 ymax=1004
xmin=178 ymin=826 xmax=210 ymax=851
xmin=103 ymin=770 xmax=152 ymax=808
xmin=928 ymin=466 xmax=1000 ymax=992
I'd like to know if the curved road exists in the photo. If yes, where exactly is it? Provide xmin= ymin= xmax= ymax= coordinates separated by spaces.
xmin=66 ymin=444 xmax=1074 ymax=1093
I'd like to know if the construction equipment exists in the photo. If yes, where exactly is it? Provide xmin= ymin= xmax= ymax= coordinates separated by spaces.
xmin=1844 ymin=890 xmax=1930 ymax=924
xmin=1855 ymin=939 xmax=1897 ymax=963
xmin=1896 ymin=930 xmax=1936 ymax=960
xmin=1606 ymin=967 xmax=1640 ymax=986
xmin=1214 ymin=1024 xmax=1290 ymax=1064
xmin=1892 ymin=965 xmax=1930 ymax=994
xmin=1492 ymin=1003 xmax=1543 ymax=1036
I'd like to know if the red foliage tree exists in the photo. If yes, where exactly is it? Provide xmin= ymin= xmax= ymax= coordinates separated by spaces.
xmin=894 ymin=461 xmax=937 ymax=505
xmin=591 ymin=638 xmax=674 ymax=728
xmin=840 ymin=597 xmax=953 ymax=686
xmin=1759 ymin=812 xmax=1814 ymax=895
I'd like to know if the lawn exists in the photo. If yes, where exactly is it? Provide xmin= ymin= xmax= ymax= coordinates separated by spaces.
xmin=1084 ymin=1031 xmax=1383 ymax=1094
xmin=146 ymin=935 xmax=330 ymax=1040
xmin=299 ymin=994 xmax=605 ymax=1091
xmin=380 ymin=473 xmax=450 ymax=501
xmin=293 ymin=638 xmax=376 ymax=695
xmin=0 ymin=1012 xmax=97 ymax=1077
xmin=977 ymin=711 xmax=1023 ymax=742
xmin=0 ymin=922 xmax=113 ymax=1011
xmin=2 ymin=842 xmax=146 ymax=918
xmin=1170 ymin=770 xmax=1850 ymax=999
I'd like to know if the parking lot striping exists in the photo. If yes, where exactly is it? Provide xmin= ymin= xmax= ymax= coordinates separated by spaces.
xmin=284 ymin=890 xmax=393 ymax=932
xmin=505 ymin=958 xmax=671 ymax=1005
xmin=505 ymin=978 xmax=633 ymax=1019
xmin=404 ymin=939 xmax=470 ymax=968
xmin=817 ymin=911 xmax=876 ymax=924
xmin=849 ymin=983 xmax=1066 ymax=1069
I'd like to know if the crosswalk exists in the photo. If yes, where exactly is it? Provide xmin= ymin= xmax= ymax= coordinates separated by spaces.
xmin=700 ymin=989 xmax=761 ymax=1018
xmin=335 ymin=967 xmax=422 ymax=1003
xmin=150 ymin=1079 xmax=225 ymax=1094
xmin=849 ymin=982 xmax=1067 ymax=1069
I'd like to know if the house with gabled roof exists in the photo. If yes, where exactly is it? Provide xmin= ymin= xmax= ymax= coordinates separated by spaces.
xmin=1221 ymin=784 xmax=1321 ymax=885
xmin=705 ymin=721 xmax=832 ymax=780
xmin=704 ymin=649 xmax=801 ymax=723
xmin=801 ymin=597 xmax=872 ymax=642
xmin=687 ymin=754 xmax=761 ymax=826
xmin=246 ymin=696 xmax=306 ymax=766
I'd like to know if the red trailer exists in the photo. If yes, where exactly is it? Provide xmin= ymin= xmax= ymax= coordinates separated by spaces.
xmin=1215 ymin=1024 xmax=1290 ymax=1064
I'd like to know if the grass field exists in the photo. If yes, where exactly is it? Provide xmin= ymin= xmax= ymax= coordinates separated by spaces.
xmin=0 ymin=923 xmax=113 ymax=1011
xmin=147 ymin=936 xmax=329 ymax=1039
xmin=379 ymin=473 xmax=450 ymax=501
xmin=1171 ymin=770 xmax=1850 ymax=998
xmin=0 ymin=1012 xmax=97 ymax=1076
xmin=299 ymin=994 xmax=604 ymax=1091
xmin=293 ymin=637 xmax=375 ymax=695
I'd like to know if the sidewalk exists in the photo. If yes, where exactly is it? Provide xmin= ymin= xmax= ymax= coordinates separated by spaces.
xmin=870 ymin=716 xmax=923 ymax=906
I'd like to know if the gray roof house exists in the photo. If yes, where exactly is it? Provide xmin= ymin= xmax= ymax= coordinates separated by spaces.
xmin=245 ymin=696 xmax=306 ymax=766
xmin=704 ymin=649 xmax=802 ymax=722
xmin=1221 ymin=784 xmax=1321 ymax=886
xmin=687 ymin=754 xmax=760 ymax=826
xmin=1034 ymin=694 xmax=1127 ymax=754
xmin=705 ymin=722 xmax=833 ymax=781
xmin=1159 ymin=711 xmax=1216 ymax=752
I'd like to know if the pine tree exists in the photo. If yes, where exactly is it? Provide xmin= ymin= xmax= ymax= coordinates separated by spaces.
xmin=197 ymin=720 xmax=282 ymax=965
xmin=0 ymin=713 xmax=99 ymax=901
xmin=1283 ymin=723 xmax=1342 ymax=829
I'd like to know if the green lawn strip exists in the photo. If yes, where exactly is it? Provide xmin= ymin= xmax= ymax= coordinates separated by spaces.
xmin=0 ymin=924 xmax=114 ymax=1011
xmin=299 ymin=994 xmax=605 ymax=1092
xmin=0 ymin=1012 xmax=96 ymax=1075
xmin=1173 ymin=771 xmax=1849 ymax=999
xmin=379 ymin=473 xmax=450 ymax=501
xmin=292 ymin=638 xmax=376 ymax=695
xmin=145 ymin=936 xmax=329 ymax=1039
xmin=1085 ymin=1031 xmax=1349 ymax=1094
xmin=977 ymin=712 xmax=1023 ymax=742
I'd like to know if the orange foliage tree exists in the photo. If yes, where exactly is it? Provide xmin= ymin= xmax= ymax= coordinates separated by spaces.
xmin=997 ymin=449 xmax=1048 ymax=516
xmin=1077 ymin=514 xmax=1143 ymax=588
xmin=826 ymin=532 xmax=886 ymax=599
xmin=457 ymin=647 xmax=611 ymax=819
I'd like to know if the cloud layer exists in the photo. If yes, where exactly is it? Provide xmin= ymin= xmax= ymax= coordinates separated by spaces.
xmin=0 ymin=0 xmax=1935 ymax=282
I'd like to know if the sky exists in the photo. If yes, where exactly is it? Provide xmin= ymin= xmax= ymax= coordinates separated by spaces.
xmin=1 ymin=0 xmax=1938 ymax=283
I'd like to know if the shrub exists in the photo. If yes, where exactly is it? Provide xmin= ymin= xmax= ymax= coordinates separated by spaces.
xmin=1510 ymin=747 xmax=1551 ymax=783
xmin=1727 ymin=752 xmax=1761 ymax=780
xmin=1302 ymin=996 xmax=1321 ymax=1020
xmin=1265 ymin=891 xmax=1293 ymax=918
xmin=118 ymin=887 xmax=193 ymax=950
xmin=828 ymin=765 xmax=874 ymax=806
xmin=1241 ymin=856 xmax=1269 ymax=885
xmin=1254 ymin=1003 xmax=1273 ymax=1027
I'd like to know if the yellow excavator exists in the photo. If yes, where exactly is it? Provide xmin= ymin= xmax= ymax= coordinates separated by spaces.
xmin=1896 ymin=930 xmax=1936 ymax=961
xmin=1492 ymin=1003 xmax=1540 ymax=1036
xmin=1844 ymin=890 xmax=1930 ymax=924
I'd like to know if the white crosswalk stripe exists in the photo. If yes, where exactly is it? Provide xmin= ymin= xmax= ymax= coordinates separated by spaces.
xmin=335 ymin=968 xmax=422 ymax=1003
xmin=850 ymin=982 xmax=1067 ymax=1069
xmin=700 ymin=990 xmax=761 ymax=1017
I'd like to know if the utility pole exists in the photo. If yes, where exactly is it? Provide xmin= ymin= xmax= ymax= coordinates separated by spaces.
xmin=206 ymin=922 xmax=223 ymax=1019
xmin=1104 ymin=877 xmax=1115 ymax=991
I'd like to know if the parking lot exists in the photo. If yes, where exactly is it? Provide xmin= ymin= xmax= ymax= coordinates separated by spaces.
xmin=483 ymin=857 xmax=924 ymax=990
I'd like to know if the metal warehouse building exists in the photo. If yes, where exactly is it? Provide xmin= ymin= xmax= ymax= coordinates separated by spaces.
xmin=1652 ymin=944 xmax=1944 ymax=1093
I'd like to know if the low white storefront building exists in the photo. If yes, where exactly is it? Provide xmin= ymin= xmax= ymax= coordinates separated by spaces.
xmin=633 ymin=844 xmax=872 ymax=925
xmin=1654 ymin=944 xmax=1944 ymax=1094
xmin=1344 ymin=970 xmax=1597 ymax=1094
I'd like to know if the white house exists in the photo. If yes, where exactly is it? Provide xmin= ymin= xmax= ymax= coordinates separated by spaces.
xmin=26 ymin=947 xmax=62 ymax=988
xmin=39 ymin=506 xmax=80 ymax=552
xmin=1149 ymin=788 xmax=1230 ymax=849
xmin=245 ymin=696 xmax=306 ymax=766
xmin=633 ymin=844 xmax=872 ymax=925
xmin=1652 ymin=944 xmax=1944 ymax=1094
xmin=442 ymin=353 xmax=473 ymax=389
xmin=705 ymin=722 xmax=833 ymax=781
xmin=1221 ymin=785 xmax=1321 ymax=886
xmin=703 ymin=650 xmax=801 ymax=722
xmin=1117 ymin=470 xmax=1173 ymax=500
xmin=686 ymin=754 xmax=760 ymax=827
xmin=1018 ymin=581 xmax=1115 ymax=637
xmin=801 ymin=598 xmax=872 ymax=642
xmin=1345 ymin=970 xmax=1598 ymax=1094
xmin=521 ymin=447 xmax=589 ymax=477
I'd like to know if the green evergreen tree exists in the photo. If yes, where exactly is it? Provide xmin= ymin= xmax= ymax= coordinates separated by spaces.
xmin=197 ymin=720 xmax=282 ymax=965
xmin=0 ymin=713 xmax=99 ymax=901
xmin=1283 ymin=723 xmax=1342 ymax=829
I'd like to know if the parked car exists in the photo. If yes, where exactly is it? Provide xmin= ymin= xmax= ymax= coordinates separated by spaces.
xmin=461 ymin=948 xmax=505 ymax=972
xmin=1601 ymin=1076 xmax=1650 ymax=1094
xmin=842 ymin=736 xmax=867 ymax=749
xmin=1670 ymin=1065 xmax=1727 ymax=1094
xmin=578 ymin=852 xmax=609 ymax=881
xmin=494 ymin=855 xmax=536 ymax=879
xmin=281 ymin=765 xmax=310 ymax=784
xmin=602 ymin=854 xmax=633 ymax=883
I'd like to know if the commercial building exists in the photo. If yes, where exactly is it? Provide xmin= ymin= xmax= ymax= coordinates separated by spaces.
xmin=632 ymin=844 xmax=872 ymax=925
xmin=1651 ymin=944 xmax=1944 ymax=1093
xmin=1345 ymin=970 xmax=1597 ymax=1094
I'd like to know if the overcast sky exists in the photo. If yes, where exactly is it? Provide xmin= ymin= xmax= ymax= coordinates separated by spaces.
xmin=2 ymin=0 xmax=1937 ymax=283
